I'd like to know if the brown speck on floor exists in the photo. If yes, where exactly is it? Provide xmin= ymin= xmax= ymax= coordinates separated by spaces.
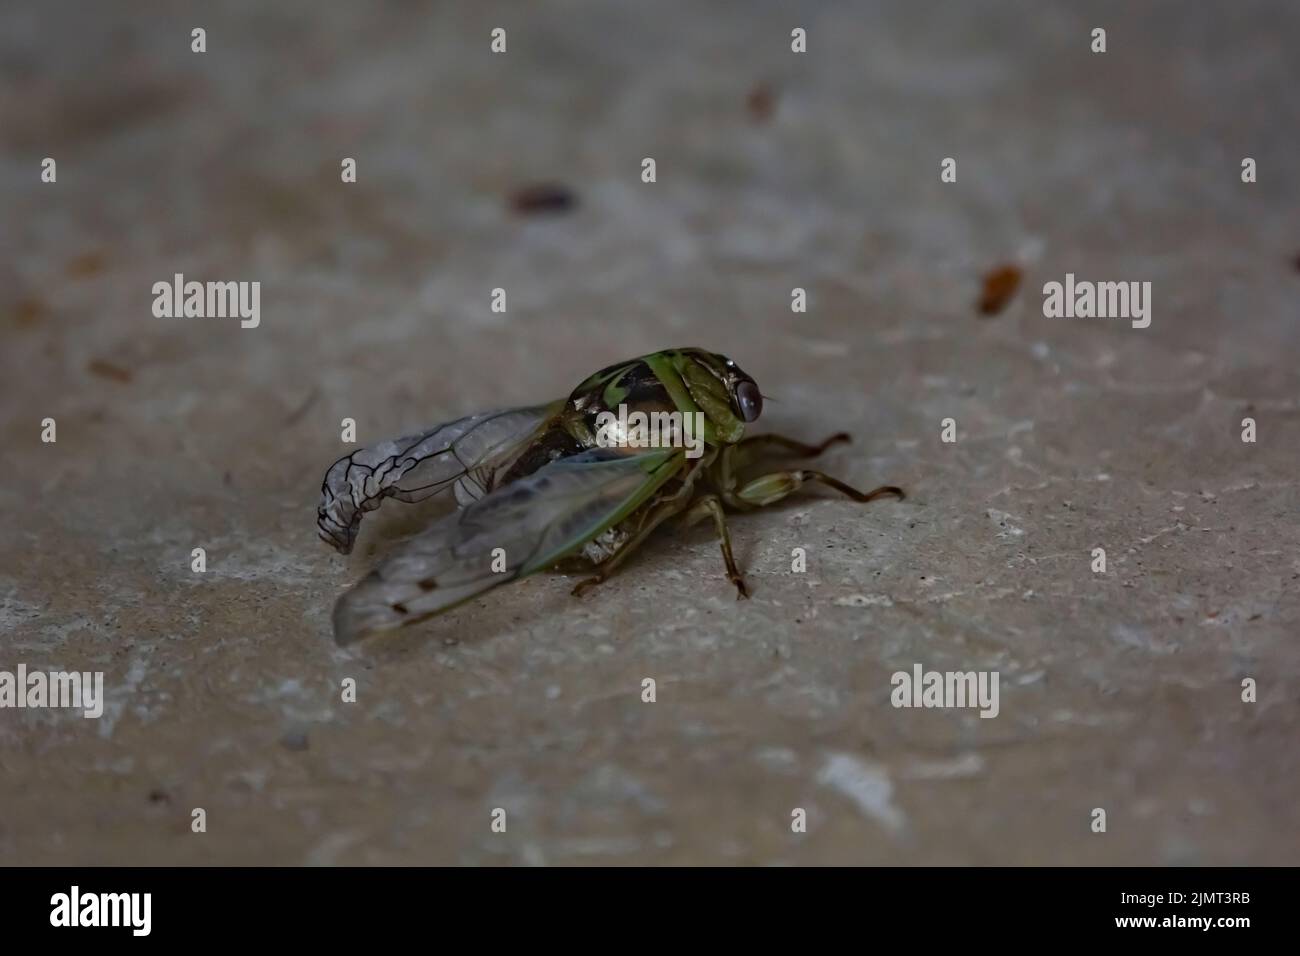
xmin=977 ymin=264 xmax=1023 ymax=315
xmin=86 ymin=358 xmax=133 ymax=383
xmin=66 ymin=251 xmax=106 ymax=278
xmin=14 ymin=297 xmax=44 ymax=326
xmin=508 ymin=183 xmax=576 ymax=215
xmin=747 ymin=82 xmax=777 ymax=122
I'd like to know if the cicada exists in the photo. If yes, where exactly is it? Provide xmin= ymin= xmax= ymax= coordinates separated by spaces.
xmin=317 ymin=348 xmax=903 ymax=643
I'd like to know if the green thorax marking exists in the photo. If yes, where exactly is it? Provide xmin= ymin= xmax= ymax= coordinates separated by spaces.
xmin=564 ymin=349 xmax=747 ymax=449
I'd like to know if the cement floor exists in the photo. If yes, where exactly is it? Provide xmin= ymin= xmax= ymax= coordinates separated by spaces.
xmin=2 ymin=1 xmax=1297 ymax=864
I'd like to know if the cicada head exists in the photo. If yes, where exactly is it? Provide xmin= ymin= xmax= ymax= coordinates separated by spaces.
xmin=669 ymin=348 xmax=762 ymax=444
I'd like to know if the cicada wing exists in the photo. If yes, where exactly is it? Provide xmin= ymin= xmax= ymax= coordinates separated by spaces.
xmin=333 ymin=448 xmax=683 ymax=643
xmin=317 ymin=402 xmax=561 ymax=554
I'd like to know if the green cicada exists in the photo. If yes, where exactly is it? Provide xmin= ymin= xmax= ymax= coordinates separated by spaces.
xmin=317 ymin=348 xmax=903 ymax=643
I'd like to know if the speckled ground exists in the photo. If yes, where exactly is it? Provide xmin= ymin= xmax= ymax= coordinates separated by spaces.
xmin=2 ymin=0 xmax=1298 ymax=865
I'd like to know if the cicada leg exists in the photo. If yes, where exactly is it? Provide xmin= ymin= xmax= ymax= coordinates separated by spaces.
xmin=736 ymin=431 xmax=851 ymax=459
xmin=570 ymin=451 xmax=716 ymax=597
xmin=732 ymin=469 xmax=904 ymax=508
xmin=718 ymin=432 xmax=853 ymax=508
xmin=570 ymin=495 xmax=694 ymax=597
xmin=679 ymin=494 xmax=749 ymax=598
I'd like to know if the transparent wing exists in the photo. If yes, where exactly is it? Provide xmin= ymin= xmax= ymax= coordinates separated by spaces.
xmin=317 ymin=403 xmax=560 ymax=554
xmin=333 ymin=448 xmax=683 ymax=643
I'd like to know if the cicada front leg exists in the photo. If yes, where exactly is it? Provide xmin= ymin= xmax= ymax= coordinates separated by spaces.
xmin=732 ymin=469 xmax=904 ymax=508
xmin=679 ymin=494 xmax=749 ymax=598
xmin=716 ymin=433 xmax=904 ymax=509
xmin=734 ymin=431 xmax=851 ymax=460
xmin=718 ymin=432 xmax=855 ymax=507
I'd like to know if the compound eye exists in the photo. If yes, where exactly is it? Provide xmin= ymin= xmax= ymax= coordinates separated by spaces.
xmin=736 ymin=381 xmax=763 ymax=422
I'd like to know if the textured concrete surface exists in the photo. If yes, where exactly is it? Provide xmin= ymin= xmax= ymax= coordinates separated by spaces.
xmin=2 ymin=1 xmax=1298 ymax=865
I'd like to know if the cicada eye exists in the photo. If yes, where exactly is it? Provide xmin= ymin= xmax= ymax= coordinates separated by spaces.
xmin=736 ymin=381 xmax=763 ymax=422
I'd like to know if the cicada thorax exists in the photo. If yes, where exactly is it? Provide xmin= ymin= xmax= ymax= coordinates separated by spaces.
xmin=485 ymin=362 xmax=664 ymax=490
xmin=491 ymin=354 xmax=707 ymax=492
xmin=568 ymin=357 xmax=665 ymax=418
xmin=565 ymin=357 xmax=698 ymax=456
